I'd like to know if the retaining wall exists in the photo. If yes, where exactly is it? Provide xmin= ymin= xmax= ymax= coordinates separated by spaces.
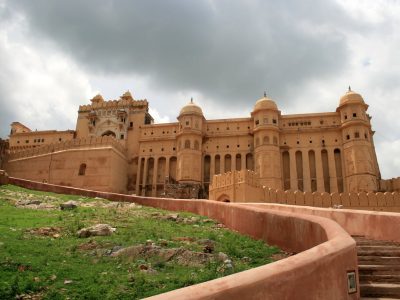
xmin=6 ymin=176 xmax=359 ymax=300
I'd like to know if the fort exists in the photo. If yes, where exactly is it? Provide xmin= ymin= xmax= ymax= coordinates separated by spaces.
xmin=2 ymin=88 xmax=400 ymax=298
xmin=1 ymin=88 xmax=399 ymax=201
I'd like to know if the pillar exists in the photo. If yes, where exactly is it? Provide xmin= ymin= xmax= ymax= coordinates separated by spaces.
xmin=302 ymin=150 xmax=311 ymax=192
xmin=289 ymin=149 xmax=297 ymax=190
xmin=315 ymin=150 xmax=325 ymax=192
xmin=135 ymin=157 xmax=142 ymax=195
xmin=152 ymin=157 xmax=158 ymax=197
xmin=328 ymin=148 xmax=338 ymax=193
xmin=141 ymin=157 xmax=148 ymax=196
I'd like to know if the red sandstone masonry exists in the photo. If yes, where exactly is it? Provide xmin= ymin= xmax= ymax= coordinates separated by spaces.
xmin=7 ymin=177 xmax=359 ymax=300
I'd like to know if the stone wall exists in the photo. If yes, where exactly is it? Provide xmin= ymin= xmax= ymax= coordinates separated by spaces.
xmin=210 ymin=170 xmax=400 ymax=212
xmin=5 ymin=137 xmax=127 ymax=193
xmin=380 ymin=177 xmax=400 ymax=192
xmin=7 ymin=176 xmax=359 ymax=300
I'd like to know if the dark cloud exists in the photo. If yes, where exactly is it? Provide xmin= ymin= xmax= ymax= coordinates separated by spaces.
xmin=7 ymin=0 xmax=353 ymax=107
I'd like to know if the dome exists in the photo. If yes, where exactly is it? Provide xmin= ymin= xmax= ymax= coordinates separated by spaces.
xmin=179 ymin=98 xmax=203 ymax=116
xmin=91 ymin=94 xmax=104 ymax=103
xmin=253 ymin=93 xmax=278 ymax=112
xmin=339 ymin=87 xmax=365 ymax=107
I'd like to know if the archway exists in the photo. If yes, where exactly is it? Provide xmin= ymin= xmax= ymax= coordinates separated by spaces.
xmin=217 ymin=194 xmax=231 ymax=203
xmin=101 ymin=130 xmax=116 ymax=138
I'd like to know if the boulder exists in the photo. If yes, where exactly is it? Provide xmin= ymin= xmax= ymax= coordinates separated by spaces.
xmin=77 ymin=224 xmax=116 ymax=238
xmin=60 ymin=201 xmax=78 ymax=210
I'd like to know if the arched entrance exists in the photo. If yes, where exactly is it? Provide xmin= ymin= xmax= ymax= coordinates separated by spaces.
xmin=217 ymin=194 xmax=231 ymax=203
xmin=101 ymin=130 xmax=116 ymax=138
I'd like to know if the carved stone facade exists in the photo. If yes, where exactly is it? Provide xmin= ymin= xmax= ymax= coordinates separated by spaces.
xmin=3 ymin=88 xmax=386 ymax=197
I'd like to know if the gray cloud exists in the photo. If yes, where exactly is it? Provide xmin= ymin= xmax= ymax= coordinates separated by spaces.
xmin=6 ymin=0 xmax=353 ymax=107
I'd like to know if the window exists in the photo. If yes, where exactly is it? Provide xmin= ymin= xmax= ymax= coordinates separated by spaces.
xmin=263 ymin=118 xmax=268 ymax=124
xmin=194 ymin=140 xmax=200 ymax=150
xmin=273 ymin=119 xmax=277 ymax=124
xmin=255 ymin=120 xmax=259 ymax=125
xmin=78 ymin=163 xmax=87 ymax=176
xmin=273 ymin=137 xmax=278 ymax=145
xmin=346 ymin=134 xmax=350 ymax=140
xmin=25 ymin=140 xmax=29 ymax=144
xmin=354 ymin=132 xmax=360 ymax=138
xmin=184 ymin=140 xmax=190 ymax=149
xmin=59 ymin=138 xmax=62 ymax=142
xmin=344 ymin=114 xmax=348 ymax=120
xmin=130 ymin=122 xmax=133 ymax=128
xmin=186 ymin=121 xmax=189 ymax=126
xmin=120 ymin=134 xmax=124 ymax=139
xmin=42 ymin=139 xmax=44 ymax=142
xmin=263 ymin=136 xmax=270 ymax=144
xmin=353 ymin=113 xmax=357 ymax=117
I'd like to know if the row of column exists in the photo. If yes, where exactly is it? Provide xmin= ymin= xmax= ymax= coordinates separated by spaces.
xmin=285 ymin=148 xmax=343 ymax=193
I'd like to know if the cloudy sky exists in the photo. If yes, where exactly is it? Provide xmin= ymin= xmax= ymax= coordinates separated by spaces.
xmin=0 ymin=0 xmax=399 ymax=178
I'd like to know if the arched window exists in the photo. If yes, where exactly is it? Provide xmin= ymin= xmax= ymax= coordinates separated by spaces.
xmin=79 ymin=163 xmax=87 ymax=176
xmin=194 ymin=140 xmax=200 ymax=150
xmin=273 ymin=136 xmax=278 ymax=145
xmin=184 ymin=140 xmax=191 ymax=149
xmin=263 ymin=136 xmax=270 ymax=144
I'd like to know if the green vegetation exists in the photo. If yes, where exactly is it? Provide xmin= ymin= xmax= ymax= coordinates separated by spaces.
xmin=0 ymin=185 xmax=281 ymax=299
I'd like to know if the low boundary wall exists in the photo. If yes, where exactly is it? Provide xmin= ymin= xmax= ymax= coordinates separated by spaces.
xmin=6 ymin=176 xmax=358 ymax=299
xmin=244 ymin=203 xmax=400 ymax=243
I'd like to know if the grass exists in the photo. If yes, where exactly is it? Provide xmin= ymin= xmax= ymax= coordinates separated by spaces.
xmin=0 ymin=184 xmax=281 ymax=299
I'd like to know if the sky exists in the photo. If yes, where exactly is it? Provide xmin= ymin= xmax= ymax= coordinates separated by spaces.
xmin=0 ymin=0 xmax=399 ymax=178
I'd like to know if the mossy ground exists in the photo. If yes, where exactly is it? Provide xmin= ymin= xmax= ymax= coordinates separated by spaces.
xmin=0 ymin=185 xmax=281 ymax=299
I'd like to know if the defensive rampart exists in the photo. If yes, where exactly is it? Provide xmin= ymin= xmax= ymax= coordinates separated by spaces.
xmin=7 ymin=136 xmax=126 ymax=160
xmin=210 ymin=170 xmax=400 ymax=212
xmin=5 ymin=176 xmax=359 ymax=299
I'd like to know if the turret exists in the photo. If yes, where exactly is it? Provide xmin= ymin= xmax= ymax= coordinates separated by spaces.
xmin=251 ymin=93 xmax=282 ymax=189
xmin=176 ymin=98 xmax=204 ymax=183
xmin=337 ymin=87 xmax=379 ymax=192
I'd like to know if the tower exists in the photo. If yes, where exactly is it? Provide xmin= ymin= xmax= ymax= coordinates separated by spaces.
xmin=337 ymin=87 xmax=379 ymax=192
xmin=176 ymin=98 xmax=204 ymax=184
xmin=251 ymin=93 xmax=282 ymax=189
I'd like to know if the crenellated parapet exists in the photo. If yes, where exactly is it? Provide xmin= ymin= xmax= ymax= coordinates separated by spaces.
xmin=210 ymin=170 xmax=262 ymax=190
xmin=8 ymin=136 xmax=127 ymax=160
xmin=79 ymin=99 xmax=149 ymax=112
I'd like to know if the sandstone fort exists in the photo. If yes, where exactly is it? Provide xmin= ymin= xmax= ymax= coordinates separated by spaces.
xmin=1 ymin=88 xmax=399 ymax=201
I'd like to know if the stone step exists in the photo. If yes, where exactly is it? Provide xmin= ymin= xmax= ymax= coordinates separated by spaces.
xmin=359 ymin=256 xmax=400 ymax=265
xmin=360 ymin=283 xmax=400 ymax=298
xmin=360 ymin=275 xmax=400 ymax=284
xmin=356 ymin=240 xmax=400 ymax=246
xmin=359 ymin=265 xmax=400 ymax=276
xmin=360 ymin=297 xmax=399 ymax=300
xmin=358 ymin=250 xmax=400 ymax=257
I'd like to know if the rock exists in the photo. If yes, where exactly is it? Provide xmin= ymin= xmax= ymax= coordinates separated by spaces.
xmin=64 ymin=280 xmax=73 ymax=284
xmin=162 ymin=213 xmax=179 ymax=221
xmin=50 ymin=275 xmax=57 ymax=281
xmin=158 ymin=239 xmax=169 ymax=246
xmin=218 ymin=252 xmax=229 ymax=262
xmin=77 ymin=224 xmax=116 ymax=238
xmin=197 ymin=239 xmax=215 ymax=253
xmin=60 ymin=201 xmax=78 ymax=210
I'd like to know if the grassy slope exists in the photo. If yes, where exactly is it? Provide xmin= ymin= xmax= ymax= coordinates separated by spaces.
xmin=0 ymin=185 xmax=280 ymax=299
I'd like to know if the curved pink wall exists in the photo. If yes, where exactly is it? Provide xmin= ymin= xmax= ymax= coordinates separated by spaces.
xmin=7 ymin=177 xmax=359 ymax=299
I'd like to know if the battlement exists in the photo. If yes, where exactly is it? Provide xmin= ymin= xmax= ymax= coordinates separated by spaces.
xmin=78 ymin=99 xmax=149 ymax=112
xmin=210 ymin=170 xmax=261 ymax=189
xmin=8 ymin=136 xmax=126 ymax=160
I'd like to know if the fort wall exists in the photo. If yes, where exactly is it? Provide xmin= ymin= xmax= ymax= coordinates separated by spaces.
xmin=5 ymin=137 xmax=127 ymax=193
xmin=210 ymin=170 xmax=400 ymax=212
xmin=5 ymin=176 xmax=359 ymax=300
